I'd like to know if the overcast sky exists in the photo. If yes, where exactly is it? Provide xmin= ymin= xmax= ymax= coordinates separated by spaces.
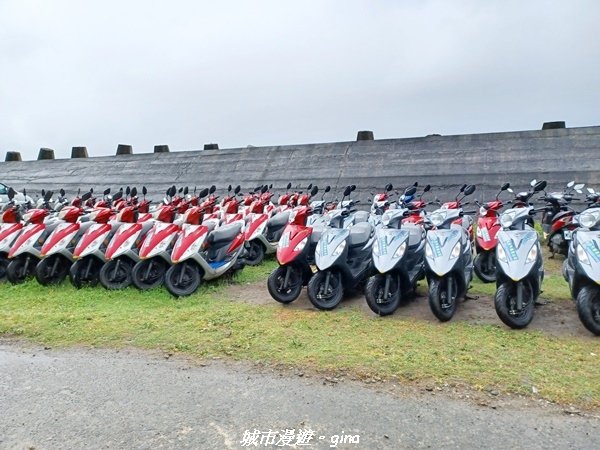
xmin=0 ymin=0 xmax=598 ymax=160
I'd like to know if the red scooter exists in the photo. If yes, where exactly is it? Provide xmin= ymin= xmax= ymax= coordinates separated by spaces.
xmin=267 ymin=186 xmax=322 ymax=303
xmin=35 ymin=191 xmax=94 ymax=285
xmin=473 ymin=183 xmax=512 ymax=283
xmin=0 ymin=188 xmax=27 ymax=280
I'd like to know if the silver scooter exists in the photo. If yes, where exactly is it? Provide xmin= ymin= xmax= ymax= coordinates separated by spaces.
xmin=424 ymin=184 xmax=476 ymax=321
xmin=365 ymin=186 xmax=426 ymax=315
xmin=494 ymin=180 xmax=547 ymax=329
xmin=563 ymin=189 xmax=600 ymax=335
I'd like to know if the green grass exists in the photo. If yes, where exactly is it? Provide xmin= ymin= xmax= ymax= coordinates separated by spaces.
xmin=1 ymin=256 xmax=599 ymax=409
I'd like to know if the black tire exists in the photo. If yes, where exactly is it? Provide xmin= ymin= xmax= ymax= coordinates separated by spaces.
xmin=473 ymin=251 xmax=496 ymax=283
xmin=0 ymin=255 xmax=8 ymax=281
xmin=428 ymin=275 xmax=458 ymax=322
xmin=494 ymin=281 xmax=535 ymax=329
xmin=244 ymin=240 xmax=265 ymax=266
xmin=6 ymin=255 xmax=36 ymax=284
xmin=365 ymin=273 xmax=401 ymax=316
xmin=131 ymin=259 xmax=167 ymax=290
xmin=35 ymin=255 xmax=69 ymax=286
xmin=267 ymin=265 xmax=303 ymax=304
xmin=99 ymin=258 xmax=133 ymax=290
xmin=69 ymin=257 xmax=100 ymax=289
xmin=576 ymin=285 xmax=600 ymax=336
xmin=164 ymin=263 xmax=201 ymax=297
xmin=307 ymin=270 xmax=343 ymax=311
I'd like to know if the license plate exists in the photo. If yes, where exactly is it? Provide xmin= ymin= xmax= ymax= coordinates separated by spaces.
xmin=564 ymin=230 xmax=573 ymax=240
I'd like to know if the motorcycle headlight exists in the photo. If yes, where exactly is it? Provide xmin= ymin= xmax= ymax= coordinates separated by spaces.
xmin=332 ymin=240 xmax=346 ymax=256
xmin=479 ymin=206 xmax=487 ymax=216
xmin=373 ymin=238 xmax=380 ymax=256
xmin=525 ymin=245 xmax=538 ymax=264
xmin=577 ymin=244 xmax=591 ymax=265
xmin=22 ymin=212 xmax=32 ymax=223
xmin=278 ymin=232 xmax=290 ymax=248
xmin=497 ymin=244 xmax=508 ymax=262
xmin=294 ymin=237 xmax=308 ymax=252
xmin=449 ymin=241 xmax=461 ymax=260
xmin=393 ymin=241 xmax=407 ymax=259
xmin=500 ymin=212 xmax=516 ymax=229
xmin=579 ymin=211 xmax=600 ymax=229
xmin=429 ymin=211 xmax=446 ymax=227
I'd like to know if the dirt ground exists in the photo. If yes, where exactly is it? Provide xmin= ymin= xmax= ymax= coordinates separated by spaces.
xmin=226 ymin=279 xmax=594 ymax=340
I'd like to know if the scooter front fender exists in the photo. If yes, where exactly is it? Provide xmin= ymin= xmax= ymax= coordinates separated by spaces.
xmin=573 ymin=230 xmax=600 ymax=285
xmin=314 ymin=228 xmax=349 ymax=271
xmin=373 ymin=228 xmax=409 ymax=274
xmin=496 ymin=230 xmax=539 ymax=281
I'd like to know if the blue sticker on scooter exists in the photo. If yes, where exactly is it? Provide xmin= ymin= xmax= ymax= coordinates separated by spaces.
xmin=585 ymin=241 xmax=600 ymax=263
xmin=504 ymin=239 xmax=519 ymax=262
xmin=430 ymin=237 xmax=443 ymax=258
xmin=209 ymin=261 xmax=227 ymax=269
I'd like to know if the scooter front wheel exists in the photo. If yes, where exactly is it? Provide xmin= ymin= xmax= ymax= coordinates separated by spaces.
xmin=428 ymin=275 xmax=458 ymax=322
xmin=473 ymin=251 xmax=496 ymax=283
xmin=99 ymin=258 xmax=133 ymax=290
xmin=494 ymin=281 xmax=534 ymax=329
xmin=131 ymin=259 xmax=167 ymax=290
xmin=6 ymin=255 xmax=36 ymax=284
xmin=35 ymin=255 xmax=69 ymax=286
xmin=267 ymin=265 xmax=303 ymax=304
xmin=365 ymin=273 xmax=401 ymax=316
xmin=307 ymin=270 xmax=343 ymax=311
xmin=69 ymin=257 xmax=100 ymax=288
xmin=576 ymin=285 xmax=600 ymax=336
xmin=164 ymin=263 xmax=201 ymax=297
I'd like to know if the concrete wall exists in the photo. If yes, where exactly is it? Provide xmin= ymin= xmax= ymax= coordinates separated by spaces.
xmin=1 ymin=126 xmax=599 ymax=205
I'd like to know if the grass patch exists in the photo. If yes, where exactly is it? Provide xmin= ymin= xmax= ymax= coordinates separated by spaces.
xmin=1 ymin=262 xmax=599 ymax=409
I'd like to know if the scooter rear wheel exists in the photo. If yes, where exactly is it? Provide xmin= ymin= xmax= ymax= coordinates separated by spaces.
xmin=131 ymin=259 xmax=166 ymax=290
xmin=307 ymin=270 xmax=343 ymax=311
xmin=35 ymin=255 xmax=69 ymax=286
xmin=6 ymin=255 xmax=36 ymax=284
xmin=164 ymin=263 xmax=201 ymax=297
xmin=365 ymin=273 xmax=401 ymax=316
xmin=99 ymin=258 xmax=133 ymax=290
xmin=494 ymin=281 xmax=534 ymax=329
xmin=428 ymin=275 xmax=458 ymax=322
xmin=244 ymin=241 xmax=265 ymax=266
xmin=267 ymin=265 xmax=303 ymax=304
xmin=473 ymin=251 xmax=496 ymax=283
xmin=0 ymin=255 xmax=8 ymax=281
xmin=69 ymin=257 xmax=100 ymax=289
xmin=576 ymin=285 xmax=600 ymax=336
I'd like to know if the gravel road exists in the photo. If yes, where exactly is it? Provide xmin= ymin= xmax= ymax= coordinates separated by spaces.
xmin=0 ymin=342 xmax=598 ymax=449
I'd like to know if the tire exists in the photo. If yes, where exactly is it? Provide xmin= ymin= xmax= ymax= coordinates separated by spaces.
xmin=473 ymin=251 xmax=496 ymax=283
xmin=131 ymin=259 xmax=167 ymax=290
xmin=494 ymin=281 xmax=535 ymax=329
xmin=0 ymin=255 xmax=8 ymax=281
xmin=164 ymin=263 xmax=202 ymax=297
xmin=35 ymin=255 xmax=69 ymax=286
xmin=69 ymin=257 xmax=100 ymax=289
xmin=6 ymin=255 xmax=36 ymax=284
xmin=428 ymin=275 xmax=458 ymax=322
xmin=267 ymin=265 xmax=303 ymax=304
xmin=99 ymin=258 xmax=133 ymax=290
xmin=365 ymin=273 xmax=401 ymax=316
xmin=576 ymin=285 xmax=600 ymax=336
xmin=244 ymin=240 xmax=265 ymax=266
xmin=307 ymin=270 xmax=343 ymax=311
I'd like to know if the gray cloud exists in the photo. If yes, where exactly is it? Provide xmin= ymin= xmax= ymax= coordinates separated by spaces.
xmin=0 ymin=0 xmax=598 ymax=160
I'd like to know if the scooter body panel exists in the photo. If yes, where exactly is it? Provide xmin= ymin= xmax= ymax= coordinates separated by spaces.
xmin=571 ymin=230 xmax=600 ymax=285
xmin=476 ymin=215 xmax=500 ymax=251
xmin=171 ymin=224 xmax=211 ymax=263
xmin=315 ymin=228 xmax=350 ymax=271
xmin=496 ymin=230 xmax=539 ymax=282
xmin=373 ymin=228 xmax=410 ymax=274
xmin=0 ymin=223 xmax=23 ymax=252
xmin=74 ymin=223 xmax=114 ymax=259
xmin=8 ymin=223 xmax=46 ymax=258
xmin=139 ymin=222 xmax=180 ymax=259
xmin=277 ymin=224 xmax=312 ymax=266
xmin=425 ymin=227 xmax=463 ymax=277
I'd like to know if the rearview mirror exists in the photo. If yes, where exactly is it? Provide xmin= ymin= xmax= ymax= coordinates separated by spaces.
xmin=460 ymin=184 xmax=467 ymax=192
xmin=423 ymin=184 xmax=431 ymax=193
xmin=307 ymin=183 xmax=313 ymax=190
xmin=228 ymin=184 xmax=232 ymax=192
xmin=350 ymin=185 xmax=356 ymax=192
xmin=103 ymin=188 xmax=111 ymax=195
xmin=463 ymin=184 xmax=476 ymax=196
xmin=210 ymin=185 xmax=216 ymax=194
xmin=7 ymin=187 xmax=15 ymax=200
xmin=131 ymin=187 xmax=138 ymax=197
xmin=81 ymin=192 xmax=92 ymax=201
xmin=530 ymin=179 xmax=537 ymax=187
xmin=142 ymin=186 xmax=147 ymax=196
xmin=60 ymin=188 xmax=66 ymax=197
xmin=261 ymin=185 xmax=269 ymax=194
xmin=44 ymin=190 xmax=54 ymax=202
xmin=310 ymin=186 xmax=319 ymax=196
xmin=126 ymin=186 xmax=131 ymax=195
xmin=533 ymin=180 xmax=547 ymax=192
xmin=405 ymin=186 xmax=417 ymax=196
xmin=183 ymin=186 xmax=189 ymax=195
xmin=385 ymin=183 xmax=393 ymax=192
xmin=234 ymin=185 xmax=241 ymax=194
xmin=501 ymin=182 xmax=510 ymax=191
xmin=567 ymin=181 xmax=575 ymax=188
xmin=325 ymin=186 xmax=331 ymax=193
xmin=113 ymin=192 xmax=122 ymax=201
xmin=199 ymin=188 xmax=209 ymax=198
xmin=286 ymin=182 xmax=292 ymax=190
xmin=343 ymin=186 xmax=352 ymax=197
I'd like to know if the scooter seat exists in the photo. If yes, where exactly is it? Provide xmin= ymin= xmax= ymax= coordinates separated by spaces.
xmin=207 ymin=223 xmax=242 ymax=244
xmin=348 ymin=223 xmax=372 ymax=247
xmin=267 ymin=211 xmax=290 ymax=228
xmin=353 ymin=211 xmax=369 ymax=224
